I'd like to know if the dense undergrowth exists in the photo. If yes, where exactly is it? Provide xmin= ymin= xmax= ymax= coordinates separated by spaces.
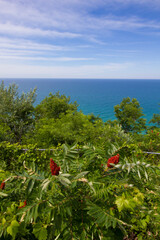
xmin=0 ymin=143 xmax=160 ymax=240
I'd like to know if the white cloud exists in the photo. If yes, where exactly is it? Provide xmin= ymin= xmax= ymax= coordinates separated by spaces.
xmin=0 ymin=23 xmax=81 ymax=39
xmin=0 ymin=37 xmax=68 ymax=51
xmin=83 ymin=16 xmax=160 ymax=32
xmin=0 ymin=55 xmax=94 ymax=62
xmin=0 ymin=36 xmax=95 ymax=62
xmin=0 ymin=0 xmax=160 ymax=37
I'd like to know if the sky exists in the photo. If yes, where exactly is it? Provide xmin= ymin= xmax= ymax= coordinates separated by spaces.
xmin=0 ymin=0 xmax=160 ymax=79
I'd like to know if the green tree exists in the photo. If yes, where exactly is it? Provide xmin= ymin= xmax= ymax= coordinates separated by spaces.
xmin=0 ymin=122 xmax=13 ymax=142
xmin=0 ymin=81 xmax=36 ymax=142
xmin=114 ymin=97 xmax=146 ymax=133
xmin=149 ymin=114 xmax=160 ymax=129
xmin=25 ymin=111 xmax=132 ymax=148
xmin=24 ymin=111 xmax=103 ymax=147
xmin=35 ymin=92 xmax=78 ymax=119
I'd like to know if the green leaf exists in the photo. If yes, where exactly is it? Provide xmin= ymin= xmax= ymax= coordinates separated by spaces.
xmin=137 ymin=169 xmax=141 ymax=179
xmin=127 ymin=163 xmax=131 ymax=174
xmin=86 ymin=202 xmax=127 ymax=230
xmin=66 ymin=207 xmax=72 ymax=217
xmin=122 ymin=164 xmax=126 ymax=170
xmin=33 ymin=204 xmax=39 ymax=222
xmin=11 ymin=220 xmax=19 ymax=227
xmin=58 ymin=176 xmax=71 ymax=186
xmin=88 ymin=181 xmax=96 ymax=194
xmin=55 ymin=234 xmax=61 ymax=240
xmin=0 ymin=192 xmax=8 ymax=197
xmin=80 ymin=230 xmax=86 ymax=240
xmin=7 ymin=226 xmax=13 ymax=236
xmin=7 ymin=220 xmax=19 ymax=240
xmin=60 ymin=173 xmax=71 ymax=177
xmin=115 ymin=195 xmax=132 ymax=212
xmin=74 ymin=171 xmax=89 ymax=180
xmin=112 ymin=219 xmax=117 ymax=228
xmin=27 ymin=178 xmax=35 ymax=194
xmin=33 ymin=224 xmax=48 ymax=240
xmin=144 ymin=170 xmax=148 ymax=181
xmin=2 ymin=218 xmax=6 ymax=225
xmin=41 ymin=178 xmax=51 ymax=191
xmin=71 ymin=181 xmax=77 ymax=188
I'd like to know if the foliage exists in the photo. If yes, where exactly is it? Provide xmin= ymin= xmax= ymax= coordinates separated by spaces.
xmin=0 ymin=81 xmax=160 ymax=239
xmin=149 ymin=113 xmax=160 ymax=128
xmin=0 ymin=81 xmax=36 ymax=142
xmin=0 ymin=122 xmax=13 ymax=142
xmin=0 ymin=141 xmax=59 ymax=172
xmin=24 ymin=112 xmax=132 ymax=148
xmin=0 ymin=143 xmax=160 ymax=240
xmin=133 ymin=129 xmax=160 ymax=165
xmin=0 ymin=82 xmax=133 ymax=149
xmin=114 ymin=97 xmax=146 ymax=133
xmin=35 ymin=92 xmax=78 ymax=119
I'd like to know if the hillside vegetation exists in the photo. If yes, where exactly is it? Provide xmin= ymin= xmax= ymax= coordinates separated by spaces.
xmin=0 ymin=81 xmax=160 ymax=240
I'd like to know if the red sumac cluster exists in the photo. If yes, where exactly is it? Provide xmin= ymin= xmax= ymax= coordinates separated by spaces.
xmin=0 ymin=180 xmax=5 ymax=190
xmin=50 ymin=158 xmax=60 ymax=175
xmin=107 ymin=154 xmax=119 ymax=168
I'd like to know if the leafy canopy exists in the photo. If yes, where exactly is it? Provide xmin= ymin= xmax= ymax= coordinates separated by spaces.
xmin=114 ymin=97 xmax=146 ymax=133
xmin=35 ymin=92 xmax=78 ymax=119
xmin=0 ymin=81 xmax=36 ymax=142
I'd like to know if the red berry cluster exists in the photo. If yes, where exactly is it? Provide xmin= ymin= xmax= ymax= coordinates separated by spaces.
xmin=0 ymin=180 xmax=5 ymax=190
xmin=19 ymin=200 xmax=27 ymax=209
xmin=107 ymin=154 xmax=119 ymax=168
xmin=50 ymin=158 xmax=60 ymax=175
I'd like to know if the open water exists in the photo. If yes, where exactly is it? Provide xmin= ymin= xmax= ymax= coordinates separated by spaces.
xmin=1 ymin=78 xmax=160 ymax=123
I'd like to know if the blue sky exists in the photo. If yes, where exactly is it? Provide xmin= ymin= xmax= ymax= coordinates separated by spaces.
xmin=0 ymin=0 xmax=160 ymax=79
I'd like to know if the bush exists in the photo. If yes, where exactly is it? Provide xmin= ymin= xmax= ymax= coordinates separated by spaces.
xmin=0 ymin=143 xmax=160 ymax=239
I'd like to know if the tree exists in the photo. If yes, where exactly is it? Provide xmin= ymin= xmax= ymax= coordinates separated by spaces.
xmin=0 ymin=81 xmax=36 ymax=142
xmin=35 ymin=92 xmax=78 ymax=119
xmin=149 ymin=113 xmax=160 ymax=128
xmin=114 ymin=97 xmax=146 ymax=133
xmin=149 ymin=104 xmax=160 ymax=128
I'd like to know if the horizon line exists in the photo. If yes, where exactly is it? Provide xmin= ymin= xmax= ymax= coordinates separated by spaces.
xmin=1 ymin=77 xmax=160 ymax=80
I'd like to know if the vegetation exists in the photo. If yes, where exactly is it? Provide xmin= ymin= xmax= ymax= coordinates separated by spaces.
xmin=114 ymin=97 xmax=146 ymax=133
xmin=0 ymin=82 xmax=36 ymax=143
xmin=0 ymin=82 xmax=160 ymax=240
xmin=35 ymin=92 xmax=78 ymax=120
xmin=149 ymin=113 xmax=160 ymax=128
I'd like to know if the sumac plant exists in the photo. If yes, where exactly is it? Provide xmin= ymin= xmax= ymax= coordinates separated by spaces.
xmin=0 ymin=144 xmax=160 ymax=240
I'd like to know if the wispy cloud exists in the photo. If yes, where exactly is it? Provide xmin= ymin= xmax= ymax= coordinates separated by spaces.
xmin=0 ymin=38 xmax=67 ymax=51
xmin=1 ymin=0 xmax=160 ymax=37
xmin=0 ymin=23 xmax=81 ymax=39
xmin=0 ymin=36 xmax=96 ymax=63
xmin=0 ymin=0 xmax=160 ymax=78
xmin=0 ymin=55 xmax=95 ymax=62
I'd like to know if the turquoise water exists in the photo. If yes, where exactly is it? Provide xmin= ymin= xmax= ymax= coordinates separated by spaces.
xmin=1 ymin=78 xmax=160 ymax=123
